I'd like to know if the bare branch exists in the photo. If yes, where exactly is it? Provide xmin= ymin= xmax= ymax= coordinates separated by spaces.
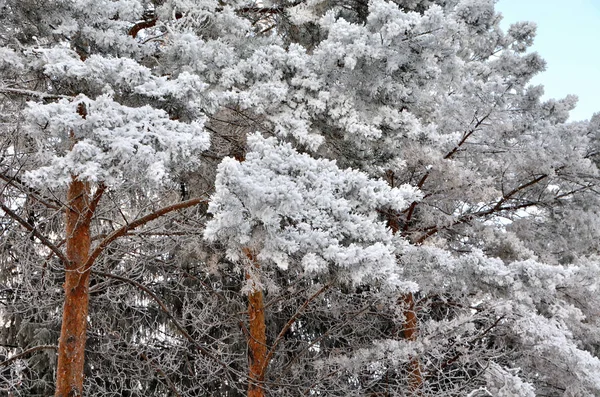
xmin=0 ymin=203 xmax=68 ymax=264
xmin=85 ymin=182 xmax=106 ymax=223
xmin=129 ymin=17 xmax=158 ymax=38
xmin=0 ymin=172 xmax=63 ymax=210
xmin=0 ymin=87 xmax=71 ymax=100
xmin=0 ymin=345 xmax=57 ymax=367
xmin=263 ymin=282 xmax=331 ymax=375
xmin=140 ymin=352 xmax=182 ymax=397
xmin=93 ymin=270 xmax=242 ymax=379
xmin=398 ymin=111 xmax=495 ymax=235
xmin=82 ymin=197 xmax=207 ymax=275
xmin=443 ymin=112 xmax=492 ymax=160
xmin=414 ymin=174 xmax=549 ymax=244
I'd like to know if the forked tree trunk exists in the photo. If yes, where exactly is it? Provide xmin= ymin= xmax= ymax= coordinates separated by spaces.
xmin=49 ymin=95 xmax=204 ymax=395
xmin=55 ymin=177 xmax=92 ymax=397
xmin=243 ymin=248 xmax=267 ymax=397
xmin=51 ymin=187 xmax=203 ymax=396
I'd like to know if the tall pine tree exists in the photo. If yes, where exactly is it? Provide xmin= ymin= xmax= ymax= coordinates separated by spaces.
xmin=1 ymin=0 xmax=600 ymax=396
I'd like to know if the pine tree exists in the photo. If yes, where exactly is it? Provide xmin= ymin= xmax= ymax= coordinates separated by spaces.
xmin=1 ymin=0 xmax=600 ymax=396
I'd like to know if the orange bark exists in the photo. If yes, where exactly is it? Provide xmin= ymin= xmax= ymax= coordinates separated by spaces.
xmin=402 ymin=293 xmax=422 ymax=394
xmin=387 ymin=210 xmax=423 ymax=393
xmin=243 ymin=248 xmax=267 ymax=397
xmin=55 ymin=177 xmax=92 ymax=397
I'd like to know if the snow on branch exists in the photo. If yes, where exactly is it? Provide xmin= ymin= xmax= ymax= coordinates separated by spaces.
xmin=23 ymin=94 xmax=210 ymax=187
xmin=205 ymin=133 xmax=421 ymax=288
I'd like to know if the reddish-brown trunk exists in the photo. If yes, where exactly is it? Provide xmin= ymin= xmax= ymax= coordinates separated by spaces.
xmin=55 ymin=177 xmax=91 ymax=397
xmin=243 ymin=248 xmax=267 ymax=397
xmin=402 ymin=293 xmax=422 ymax=393
xmin=387 ymin=210 xmax=423 ymax=393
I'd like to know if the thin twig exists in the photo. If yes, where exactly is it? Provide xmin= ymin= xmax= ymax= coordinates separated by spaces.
xmin=263 ymin=282 xmax=331 ymax=375
xmin=140 ymin=352 xmax=182 ymax=397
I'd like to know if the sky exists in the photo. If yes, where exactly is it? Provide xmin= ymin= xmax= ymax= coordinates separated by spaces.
xmin=496 ymin=0 xmax=600 ymax=121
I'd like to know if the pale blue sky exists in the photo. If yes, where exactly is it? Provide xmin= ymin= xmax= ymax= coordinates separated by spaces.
xmin=496 ymin=0 xmax=600 ymax=121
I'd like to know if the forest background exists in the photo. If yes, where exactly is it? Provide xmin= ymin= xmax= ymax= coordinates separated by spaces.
xmin=1 ymin=0 xmax=600 ymax=396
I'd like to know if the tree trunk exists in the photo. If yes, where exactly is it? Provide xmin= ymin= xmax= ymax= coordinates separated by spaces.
xmin=402 ymin=293 xmax=422 ymax=394
xmin=55 ymin=177 xmax=91 ymax=397
xmin=243 ymin=248 xmax=267 ymax=397
xmin=387 ymin=209 xmax=423 ymax=393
